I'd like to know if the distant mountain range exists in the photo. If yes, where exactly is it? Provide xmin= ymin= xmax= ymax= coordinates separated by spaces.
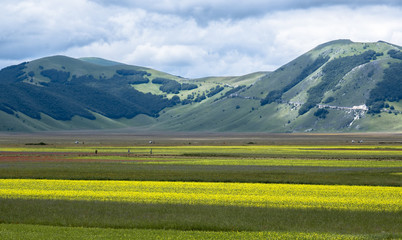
xmin=0 ymin=40 xmax=401 ymax=132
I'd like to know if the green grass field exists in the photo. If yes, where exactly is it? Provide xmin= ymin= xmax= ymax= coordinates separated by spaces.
xmin=0 ymin=140 xmax=401 ymax=239
xmin=3 ymin=223 xmax=393 ymax=240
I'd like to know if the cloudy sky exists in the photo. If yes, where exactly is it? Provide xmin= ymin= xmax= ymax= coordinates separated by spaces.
xmin=1 ymin=0 xmax=402 ymax=78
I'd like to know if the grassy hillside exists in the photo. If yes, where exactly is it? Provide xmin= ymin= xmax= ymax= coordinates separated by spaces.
xmin=152 ymin=40 xmax=401 ymax=132
xmin=0 ymin=56 xmax=208 ymax=122
xmin=0 ymin=55 xmax=262 ymax=131
xmin=0 ymin=40 xmax=401 ymax=132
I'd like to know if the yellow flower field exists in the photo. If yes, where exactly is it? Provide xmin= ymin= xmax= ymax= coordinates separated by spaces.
xmin=0 ymin=179 xmax=400 ymax=212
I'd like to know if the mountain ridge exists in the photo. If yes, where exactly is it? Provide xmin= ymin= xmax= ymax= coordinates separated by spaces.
xmin=0 ymin=39 xmax=401 ymax=132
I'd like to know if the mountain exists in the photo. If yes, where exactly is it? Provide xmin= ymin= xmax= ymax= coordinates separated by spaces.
xmin=0 ymin=40 xmax=401 ymax=132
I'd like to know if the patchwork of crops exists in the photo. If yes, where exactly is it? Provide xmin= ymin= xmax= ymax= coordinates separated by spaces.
xmin=0 ymin=143 xmax=401 ymax=239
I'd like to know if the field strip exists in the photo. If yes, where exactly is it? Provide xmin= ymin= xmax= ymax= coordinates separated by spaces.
xmin=2 ymin=145 xmax=402 ymax=155
xmin=0 ymin=179 xmax=400 ymax=211
xmin=2 ymin=154 xmax=402 ymax=168
xmin=0 ymin=223 xmax=389 ymax=240
xmin=114 ymin=158 xmax=402 ymax=167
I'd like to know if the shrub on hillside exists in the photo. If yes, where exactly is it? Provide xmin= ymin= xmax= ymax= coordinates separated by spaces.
xmin=314 ymin=108 xmax=329 ymax=119
xmin=207 ymin=86 xmax=224 ymax=98
xmin=152 ymin=78 xmax=198 ymax=94
xmin=194 ymin=93 xmax=206 ymax=102
xmin=116 ymin=69 xmax=150 ymax=76
xmin=220 ymin=85 xmax=246 ymax=100
xmin=323 ymin=96 xmax=335 ymax=104
xmin=388 ymin=49 xmax=402 ymax=60
xmin=181 ymin=83 xmax=198 ymax=90
xmin=40 ymin=69 xmax=70 ymax=83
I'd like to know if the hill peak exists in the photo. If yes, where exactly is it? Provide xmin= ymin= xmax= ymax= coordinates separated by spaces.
xmin=79 ymin=57 xmax=124 ymax=66
xmin=313 ymin=39 xmax=354 ymax=50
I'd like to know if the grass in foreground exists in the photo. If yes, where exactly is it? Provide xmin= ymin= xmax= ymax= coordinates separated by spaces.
xmin=0 ymin=223 xmax=395 ymax=240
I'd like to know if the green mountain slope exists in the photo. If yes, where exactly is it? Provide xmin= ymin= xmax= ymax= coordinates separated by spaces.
xmin=0 ymin=40 xmax=401 ymax=132
xmin=0 ymin=56 xmax=179 ymax=121
xmin=153 ymin=40 xmax=402 ymax=132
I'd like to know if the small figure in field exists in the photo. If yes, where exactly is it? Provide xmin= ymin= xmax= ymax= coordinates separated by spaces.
xmin=150 ymin=149 xmax=152 ymax=155
xmin=128 ymin=149 xmax=130 ymax=154
xmin=95 ymin=149 xmax=98 ymax=154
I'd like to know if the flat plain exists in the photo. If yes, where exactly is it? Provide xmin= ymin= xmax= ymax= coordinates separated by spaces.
xmin=0 ymin=132 xmax=401 ymax=239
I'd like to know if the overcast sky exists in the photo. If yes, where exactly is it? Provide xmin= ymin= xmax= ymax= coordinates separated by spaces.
xmin=1 ymin=0 xmax=402 ymax=78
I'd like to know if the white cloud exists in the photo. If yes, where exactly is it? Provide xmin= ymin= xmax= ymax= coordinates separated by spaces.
xmin=89 ymin=0 xmax=402 ymax=21
xmin=1 ymin=1 xmax=402 ymax=78
xmin=0 ymin=0 xmax=106 ymax=58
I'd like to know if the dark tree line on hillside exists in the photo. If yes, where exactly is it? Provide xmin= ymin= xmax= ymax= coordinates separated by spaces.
xmin=298 ymin=50 xmax=377 ymax=115
xmin=0 ymin=62 xmax=27 ymax=83
xmin=116 ymin=69 xmax=151 ymax=76
xmin=40 ymin=69 xmax=70 ymax=83
xmin=181 ymin=83 xmax=198 ymax=90
xmin=261 ymin=56 xmax=329 ymax=106
xmin=367 ymin=62 xmax=402 ymax=113
xmin=152 ymin=78 xmax=197 ymax=94
xmin=0 ymin=82 xmax=95 ymax=120
xmin=39 ymin=69 xmax=152 ymax=86
xmin=193 ymin=93 xmax=206 ymax=102
xmin=152 ymin=78 xmax=181 ymax=94
xmin=170 ymin=95 xmax=181 ymax=105
xmin=0 ymin=79 xmax=177 ymax=120
xmin=110 ymin=74 xmax=150 ymax=85
xmin=217 ymin=85 xmax=246 ymax=100
xmin=388 ymin=49 xmax=402 ymax=60
xmin=207 ymin=85 xmax=224 ymax=98
xmin=115 ymin=69 xmax=151 ymax=84
xmin=314 ymin=108 xmax=329 ymax=119
xmin=71 ymin=74 xmax=97 ymax=82
xmin=0 ymin=66 xmax=178 ymax=120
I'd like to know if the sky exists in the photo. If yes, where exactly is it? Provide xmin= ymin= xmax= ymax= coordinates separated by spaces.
xmin=1 ymin=0 xmax=402 ymax=78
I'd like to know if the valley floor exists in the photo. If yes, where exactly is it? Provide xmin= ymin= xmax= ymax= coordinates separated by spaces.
xmin=0 ymin=132 xmax=400 ymax=239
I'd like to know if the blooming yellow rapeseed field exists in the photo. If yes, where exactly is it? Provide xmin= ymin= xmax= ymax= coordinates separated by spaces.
xmin=0 ymin=179 xmax=400 ymax=212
